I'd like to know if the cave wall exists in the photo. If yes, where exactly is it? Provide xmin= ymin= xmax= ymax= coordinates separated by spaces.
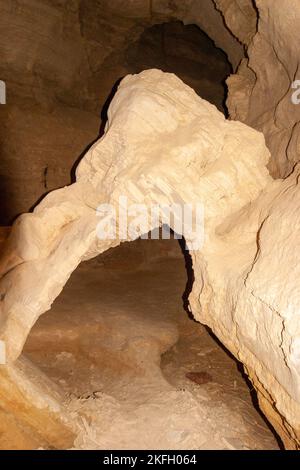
xmin=0 ymin=0 xmax=100 ymax=224
xmin=214 ymin=0 xmax=257 ymax=47
xmin=225 ymin=0 xmax=300 ymax=178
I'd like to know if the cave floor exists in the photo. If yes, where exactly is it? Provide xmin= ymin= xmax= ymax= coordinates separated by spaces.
xmin=24 ymin=252 xmax=279 ymax=450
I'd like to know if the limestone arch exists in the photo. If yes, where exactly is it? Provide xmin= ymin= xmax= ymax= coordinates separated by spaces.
xmin=3 ymin=70 xmax=299 ymax=448
xmin=0 ymin=69 xmax=269 ymax=363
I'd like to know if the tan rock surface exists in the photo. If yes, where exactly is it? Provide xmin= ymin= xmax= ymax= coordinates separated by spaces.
xmin=226 ymin=0 xmax=300 ymax=178
xmin=3 ymin=70 xmax=299 ymax=447
xmin=214 ymin=0 xmax=257 ymax=46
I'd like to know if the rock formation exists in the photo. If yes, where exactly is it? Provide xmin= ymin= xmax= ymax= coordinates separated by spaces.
xmin=225 ymin=0 xmax=300 ymax=178
xmin=1 ymin=69 xmax=299 ymax=448
xmin=2 ymin=0 xmax=300 ymax=450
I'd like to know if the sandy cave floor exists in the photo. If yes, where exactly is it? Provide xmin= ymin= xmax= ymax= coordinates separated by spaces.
xmin=23 ymin=245 xmax=279 ymax=450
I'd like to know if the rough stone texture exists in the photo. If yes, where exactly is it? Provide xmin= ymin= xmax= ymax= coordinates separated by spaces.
xmin=189 ymin=167 xmax=300 ymax=448
xmin=0 ymin=0 xmax=241 ymax=224
xmin=0 ymin=356 xmax=76 ymax=449
xmin=226 ymin=0 xmax=300 ymax=178
xmin=1 ymin=0 xmax=300 ymax=450
xmin=214 ymin=0 xmax=257 ymax=46
xmin=22 ymin=251 xmax=278 ymax=450
xmin=2 ymin=70 xmax=300 ymax=448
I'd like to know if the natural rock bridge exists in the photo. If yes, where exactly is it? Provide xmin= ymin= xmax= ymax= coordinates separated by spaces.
xmin=0 ymin=70 xmax=299 ymax=448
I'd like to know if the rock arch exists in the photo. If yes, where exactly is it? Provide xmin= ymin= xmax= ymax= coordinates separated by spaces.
xmin=0 ymin=70 xmax=299 ymax=448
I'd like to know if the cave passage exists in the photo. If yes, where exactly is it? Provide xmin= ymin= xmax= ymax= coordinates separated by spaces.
xmin=22 ymin=236 xmax=279 ymax=450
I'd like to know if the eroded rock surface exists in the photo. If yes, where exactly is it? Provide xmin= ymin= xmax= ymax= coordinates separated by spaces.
xmin=226 ymin=0 xmax=300 ymax=178
xmin=0 ymin=69 xmax=271 ymax=360
xmin=2 ymin=70 xmax=300 ymax=448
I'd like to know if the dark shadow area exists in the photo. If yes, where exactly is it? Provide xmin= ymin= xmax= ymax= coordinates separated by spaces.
xmin=70 ymin=78 xmax=121 ymax=183
xmin=177 ymin=237 xmax=195 ymax=319
xmin=125 ymin=20 xmax=232 ymax=113
xmin=70 ymin=77 xmax=123 ymax=183
xmin=0 ymin=175 xmax=16 ymax=226
xmin=99 ymin=77 xmax=124 ymax=138
xmin=0 ymin=107 xmax=15 ymax=225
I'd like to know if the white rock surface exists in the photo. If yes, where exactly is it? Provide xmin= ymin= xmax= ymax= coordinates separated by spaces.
xmin=0 ymin=69 xmax=299 ymax=447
